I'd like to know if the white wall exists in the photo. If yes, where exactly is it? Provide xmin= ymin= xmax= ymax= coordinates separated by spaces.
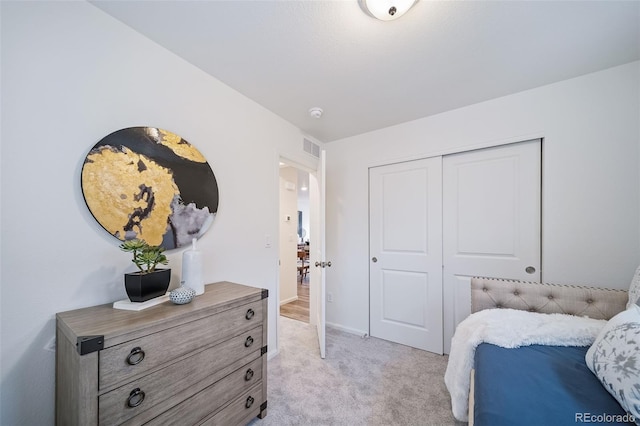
xmin=0 ymin=2 xmax=318 ymax=424
xmin=279 ymin=166 xmax=299 ymax=304
xmin=298 ymin=183 xmax=311 ymax=243
xmin=325 ymin=61 xmax=640 ymax=335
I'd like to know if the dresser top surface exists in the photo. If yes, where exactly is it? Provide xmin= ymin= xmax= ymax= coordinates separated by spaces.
xmin=56 ymin=281 xmax=265 ymax=343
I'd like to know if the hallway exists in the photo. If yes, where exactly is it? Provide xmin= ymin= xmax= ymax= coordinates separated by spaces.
xmin=280 ymin=275 xmax=309 ymax=323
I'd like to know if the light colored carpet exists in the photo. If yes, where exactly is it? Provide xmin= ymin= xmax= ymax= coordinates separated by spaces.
xmin=249 ymin=316 xmax=465 ymax=426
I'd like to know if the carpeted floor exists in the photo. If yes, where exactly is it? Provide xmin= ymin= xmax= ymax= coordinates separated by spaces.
xmin=249 ymin=316 xmax=465 ymax=426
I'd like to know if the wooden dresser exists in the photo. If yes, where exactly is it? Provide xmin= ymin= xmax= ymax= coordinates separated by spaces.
xmin=56 ymin=282 xmax=268 ymax=425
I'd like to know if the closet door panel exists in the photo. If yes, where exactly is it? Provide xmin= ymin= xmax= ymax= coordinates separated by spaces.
xmin=369 ymin=157 xmax=443 ymax=354
xmin=442 ymin=139 xmax=541 ymax=353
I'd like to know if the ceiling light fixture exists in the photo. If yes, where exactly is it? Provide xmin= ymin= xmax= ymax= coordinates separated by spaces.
xmin=361 ymin=0 xmax=417 ymax=21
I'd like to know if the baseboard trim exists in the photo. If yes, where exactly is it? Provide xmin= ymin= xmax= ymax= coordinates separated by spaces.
xmin=326 ymin=321 xmax=368 ymax=337
xmin=279 ymin=296 xmax=298 ymax=306
xmin=267 ymin=348 xmax=280 ymax=360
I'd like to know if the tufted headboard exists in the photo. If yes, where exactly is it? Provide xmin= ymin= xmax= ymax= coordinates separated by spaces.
xmin=471 ymin=277 xmax=628 ymax=320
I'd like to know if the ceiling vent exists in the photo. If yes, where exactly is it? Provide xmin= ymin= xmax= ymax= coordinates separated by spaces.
xmin=303 ymin=138 xmax=320 ymax=158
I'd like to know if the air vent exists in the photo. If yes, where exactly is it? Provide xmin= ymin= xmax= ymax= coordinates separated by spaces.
xmin=303 ymin=138 xmax=320 ymax=158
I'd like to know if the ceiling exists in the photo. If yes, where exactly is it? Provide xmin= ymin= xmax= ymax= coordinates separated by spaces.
xmin=90 ymin=1 xmax=640 ymax=143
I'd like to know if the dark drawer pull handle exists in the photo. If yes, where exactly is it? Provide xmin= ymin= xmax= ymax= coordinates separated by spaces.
xmin=245 ymin=309 xmax=255 ymax=320
xmin=127 ymin=388 xmax=145 ymax=408
xmin=244 ymin=336 xmax=254 ymax=348
xmin=126 ymin=347 xmax=145 ymax=365
xmin=245 ymin=396 xmax=255 ymax=409
xmin=245 ymin=368 xmax=254 ymax=381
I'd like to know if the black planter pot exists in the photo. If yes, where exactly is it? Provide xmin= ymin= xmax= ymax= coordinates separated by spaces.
xmin=124 ymin=269 xmax=171 ymax=302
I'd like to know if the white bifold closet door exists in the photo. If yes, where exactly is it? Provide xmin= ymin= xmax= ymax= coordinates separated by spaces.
xmin=369 ymin=139 xmax=541 ymax=354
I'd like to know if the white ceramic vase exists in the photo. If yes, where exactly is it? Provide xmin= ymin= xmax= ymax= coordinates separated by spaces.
xmin=181 ymin=238 xmax=204 ymax=295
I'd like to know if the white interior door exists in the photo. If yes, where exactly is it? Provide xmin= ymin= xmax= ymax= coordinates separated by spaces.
xmin=442 ymin=139 xmax=541 ymax=353
xmin=309 ymin=150 xmax=326 ymax=358
xmin=369 ymin=157 xmax=443 ymax=354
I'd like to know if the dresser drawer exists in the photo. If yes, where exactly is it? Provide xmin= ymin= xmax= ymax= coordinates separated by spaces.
xmin=143 ymin=357 xmax=263 ymax=426
xmin=199 ymin=383 xmax=263 ymax=426
xmin=98 ymin=327 xmax=263 ymax=426
xmin=99 ymin=300 xmax=263 ymax=389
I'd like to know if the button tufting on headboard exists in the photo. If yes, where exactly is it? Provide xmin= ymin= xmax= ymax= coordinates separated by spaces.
xmin=470 ymin=277 xmax=628 ymax=320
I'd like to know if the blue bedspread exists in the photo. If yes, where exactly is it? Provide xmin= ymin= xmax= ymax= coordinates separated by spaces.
xmin=474 ymin=343 xmax=634 ymax=426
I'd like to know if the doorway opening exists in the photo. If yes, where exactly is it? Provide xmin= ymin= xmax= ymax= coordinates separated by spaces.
xmin=279 ymin=162 xmax=310 ymax=323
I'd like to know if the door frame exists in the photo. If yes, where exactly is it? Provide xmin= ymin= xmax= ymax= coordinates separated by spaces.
xmin=277 ymin=152 xmax=325 ymax=358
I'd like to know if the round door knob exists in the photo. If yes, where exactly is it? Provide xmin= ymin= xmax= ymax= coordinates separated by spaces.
xmin=327 ymin=261 xmax=332 ymax=267
xmin=315 ymin=261 xmax=321 ymax=267
xmin=525 ymin=266 xmax=536 ymax=274
xmin=372 ymin=257 xmax=377 ymax=263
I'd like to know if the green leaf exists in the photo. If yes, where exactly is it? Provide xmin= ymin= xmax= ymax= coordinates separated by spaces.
xmin=119 ymin=239 xmax=168 ymax=273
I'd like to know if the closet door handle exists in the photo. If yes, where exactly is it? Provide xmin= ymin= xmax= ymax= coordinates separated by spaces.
xmin=372 ymin=257 xmax=377 ymax=263
xmin=525 ymin=266 xmax=536 ymax=274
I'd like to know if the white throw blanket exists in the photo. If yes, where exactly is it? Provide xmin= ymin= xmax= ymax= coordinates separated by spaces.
xmin=444 ymin=308 xmax=606 ymax=422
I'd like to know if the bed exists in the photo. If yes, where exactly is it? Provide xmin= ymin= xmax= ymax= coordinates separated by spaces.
xmin=473 ymin=344 xmax=629 ymax=425
xmin=445 ymin=276 xmax=639 ymax=426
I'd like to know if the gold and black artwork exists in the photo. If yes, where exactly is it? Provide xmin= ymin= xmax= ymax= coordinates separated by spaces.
xmin=81 ymin=127 xmax=218 ymax=249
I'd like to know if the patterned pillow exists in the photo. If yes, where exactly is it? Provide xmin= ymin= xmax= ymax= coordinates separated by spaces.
xmin=628 ymin=265 xmax=640 ymax=309
xmin=585 ymin=305 xmax=640 ymax=424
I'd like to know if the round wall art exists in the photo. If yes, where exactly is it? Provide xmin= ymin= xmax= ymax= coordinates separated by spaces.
xmin=81 ymin=127 xmax=219 ymax=249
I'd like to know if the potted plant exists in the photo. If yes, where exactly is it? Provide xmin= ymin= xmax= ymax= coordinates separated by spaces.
xmin=120 ymin=239 xmax=171 ymax=302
